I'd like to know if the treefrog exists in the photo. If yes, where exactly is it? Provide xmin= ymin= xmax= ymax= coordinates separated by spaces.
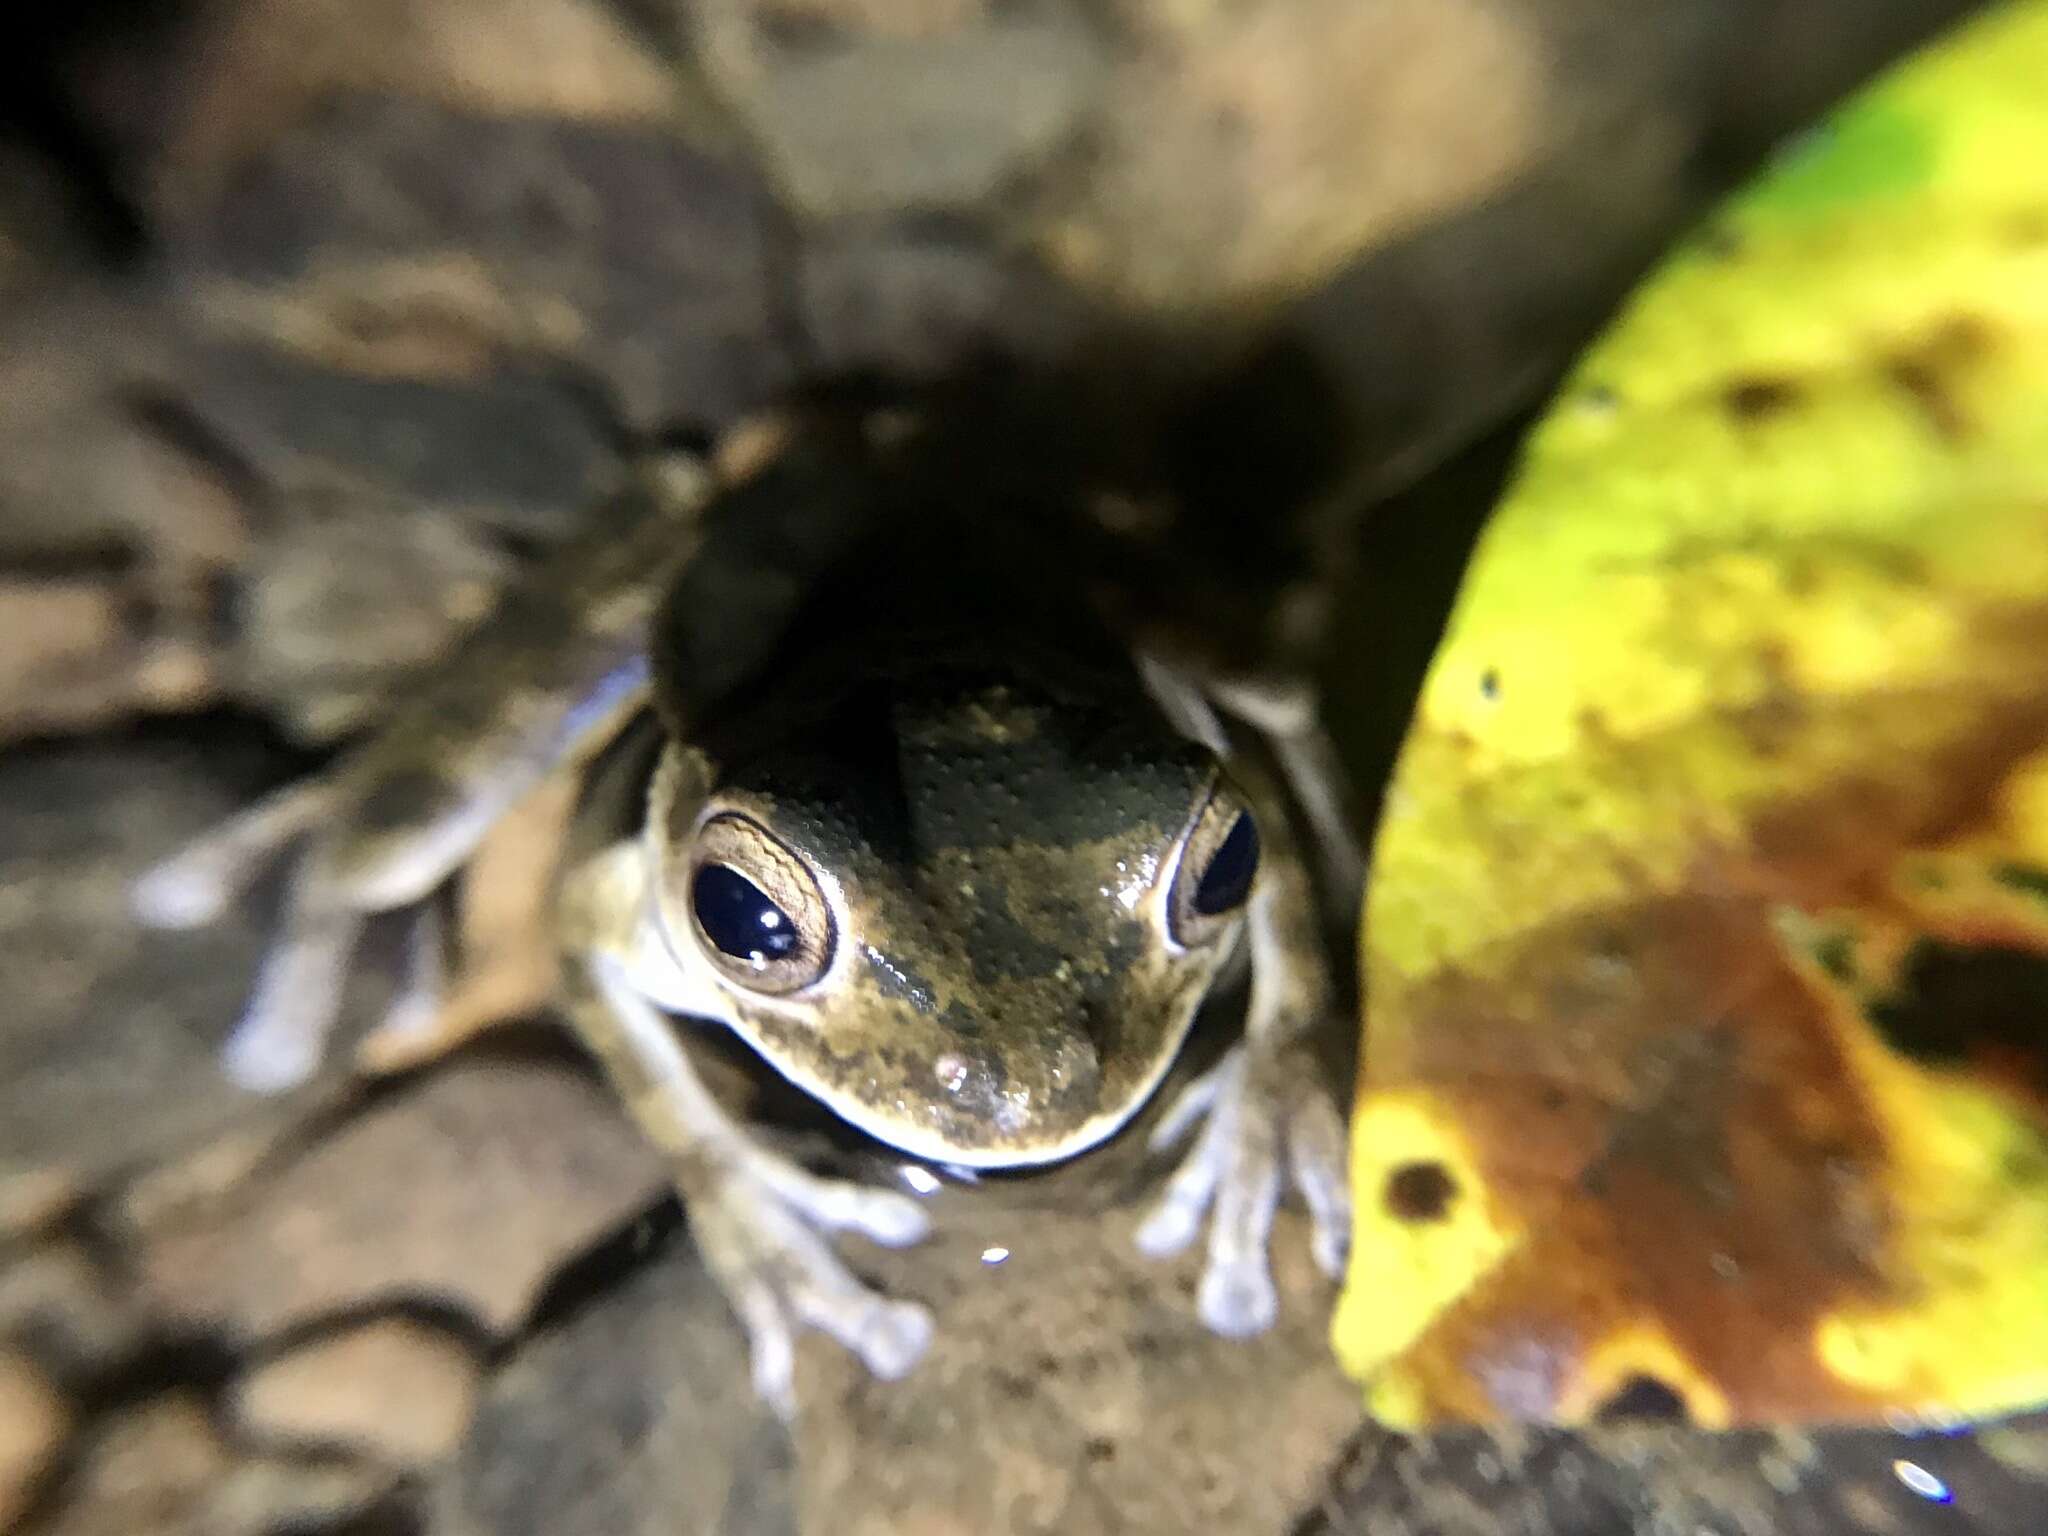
xmin=133 ymin=405 xmax=1352 ymax=1416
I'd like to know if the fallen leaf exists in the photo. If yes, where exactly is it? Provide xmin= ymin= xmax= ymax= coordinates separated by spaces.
xmin=1335 ymin=0 xmax=2048 ymax=1428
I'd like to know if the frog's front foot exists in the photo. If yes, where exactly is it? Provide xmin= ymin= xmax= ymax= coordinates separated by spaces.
xmin=1135 ymin=1038 xmax=1351 ymax=1336
xmin=683 ymin=1142 xmax=935 ymax=1419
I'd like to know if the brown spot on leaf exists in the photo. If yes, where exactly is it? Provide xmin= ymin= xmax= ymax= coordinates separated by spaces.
xmin=1385 ymin=1161 xmax=1459 ymax=1222
xmin=1596 ymin=1374 xmax=1691 ymax=1422
xmin=1724 ymin=376 xmax=1801 ymax=423
xmin=1995 ymin=863 xmax=2048 ymax=903
xmin=1868 ymin=940 xmax=2048 ymax=1110
xmin=1883 ymin=315 xmax=1995 ymax=445
xmin=1378 ymin=894 xmax=1901 ymax=1422
xmin=1885 ymin=357 xmax=1964 ymax=443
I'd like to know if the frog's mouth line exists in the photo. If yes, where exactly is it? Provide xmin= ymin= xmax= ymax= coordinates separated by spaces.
xmin=723 ymin=1001 xmax=1209 ymax=1171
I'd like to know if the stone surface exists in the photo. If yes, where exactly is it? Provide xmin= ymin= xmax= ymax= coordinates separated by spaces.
xmin=230 ymin=1316 xmax=483 ymax=1464
xmin=72 ymin=0 xmax=707 ymax=228
xmin=180 ymin=345 xmax=622 ymax=541
xmin=36 ymin=1395 xmax=392 ymax=1536
xmin=0 ymin=576 xmax=221 ymax=745
xmin=0 ymin=1353 xmax=69 ymax=1532
xmin=0 ymin=295 xmax=247 ymax=568
xmin=690 ymin=0 xmax=1105 ymax=220
xmin=1301 ymin=1413 xmax=2048 ymax=1536
xmin=35 ymin=1397 xmax=227 ymax=1536
xmin=0 ymin=1240 xmax=151 ymax=1379
xmin=1032 ymin=0 xmax=1548 ymax=315
xmin=138 ymin=1058 xmax=667 ymax=1339
xmin=173 ymin=96 xmax=792 ymax=432
xmin=795 ymin=1131 xmax=1360 ymax=1534
xmin=433 ymin=1221 xmax=795 ymax=1536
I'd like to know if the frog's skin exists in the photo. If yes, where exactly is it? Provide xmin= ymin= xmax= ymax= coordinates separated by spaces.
xmin=134 ymin=410 xmax=1352 ymax=1416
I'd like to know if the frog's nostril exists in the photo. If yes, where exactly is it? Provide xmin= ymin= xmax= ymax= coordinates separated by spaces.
xmin=1044 ymin=1031 xmax=1102 ymax=1110
xmin=933 ymin=1050 xmax=978 ymax=1097
xmin=932 ymin=1032 xmax=1101 ymax=1135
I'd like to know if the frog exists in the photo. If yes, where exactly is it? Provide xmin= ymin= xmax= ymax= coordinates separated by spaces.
xmin=132 ymin=401 xmax=1354 ymax=1417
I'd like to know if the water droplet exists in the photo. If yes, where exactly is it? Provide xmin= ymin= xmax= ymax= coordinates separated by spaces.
xmin=1892 ymin=1460 xmax=1952 ymax=1503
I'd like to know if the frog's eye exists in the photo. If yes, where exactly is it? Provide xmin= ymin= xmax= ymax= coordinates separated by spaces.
xmin=1169 ymin=787 xmax=1261 ymax=948
xmin=687 ymin=813 xmax=835 ymax=994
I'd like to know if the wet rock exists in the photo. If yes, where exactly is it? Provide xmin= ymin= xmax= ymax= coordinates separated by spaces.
xmin=0 ymin=296 xmax=252 ymax=739
xmin=793 ymin=1186 xmax=1359 ymax=1534
xmin=229 ymin=1315 xmax=482 ymax=1465
xmin=0 ymin=297 xmax=246 ymax=569
xmin=1300 ymin=1412 xmax=2048 ymax=1536
xmin=0 ymin=1353 xmax=69 ymax=1531
xmin=37 ymin=1394 xmax=391 ymax=1536
xmin=0 ymin=579 xmax=159 ymax=736
xmin=432 ymin=1226 xmax=794 ymax=1536
xmin=181 ymin=346 xmax=623 ymax=543
xmin=138 ymin=1058 xmax=666 ymax=1339
xmin=35 ymin=1396 xmax=226 ymax=1536
xmin=688 ymin=0 xmax=1105 ymax=220
xmin=0 ymin=576 xmax=220 ymax=746
xmin=69 ymin=0 xmax=705 ymax=230
xmin=1028 ymin=0 xmax=1550 ymax=316
xmin=0 ymin=1241 xmax=151 ymax=1379
xmin=173 ymin=96 xmax=791 ymax=432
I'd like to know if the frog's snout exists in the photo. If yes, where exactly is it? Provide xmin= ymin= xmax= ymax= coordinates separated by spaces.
xmin=929 ymin=1027 xmax=1103 ymax=1140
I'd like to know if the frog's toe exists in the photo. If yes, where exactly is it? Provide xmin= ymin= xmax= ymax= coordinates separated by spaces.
xmin=132 ymin=854 xmax=233 ymax=929
xmin=692 ymin=1160 xmax=935 ymax=1419
xmin=793 ymin=1274 xmax=933 ymax=1382
xmin=1135 ymin=1039 xmax=1349 ymax=1335
xmin=739 ymin=1148 xmax=932 ymax=1248
xmin=132 ymin=776 xmax=339 ymax=930
xmin=219 ymin=875 xmax=366 ymax=1094
xmin=1144 ymin=1050 xmax=1231 ymax=1155
xmin=730 ymin=1277 xmax=800 ymax=1420
xmin=1287 ymin=1084 xmax=1352 ymax=1278
xmin=1200 ymin=1256 xmax=1279 ymax=1338
xmin=222 ymin=1008 xmax=327 ymax=1093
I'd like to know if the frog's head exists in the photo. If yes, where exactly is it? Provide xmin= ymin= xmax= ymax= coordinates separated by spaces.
xmin=646 ymin=671 xmax=1259 ymax=1166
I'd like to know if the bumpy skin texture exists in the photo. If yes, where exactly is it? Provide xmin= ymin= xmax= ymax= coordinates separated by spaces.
xmin=134 ymin=411 xmax=1350 ymax=1412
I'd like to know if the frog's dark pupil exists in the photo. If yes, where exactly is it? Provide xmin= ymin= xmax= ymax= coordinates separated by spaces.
xmin=1193 ymin=812 xmax=1260 ymax=916
xmin=692 ymin=864 xmax=799 ymax=964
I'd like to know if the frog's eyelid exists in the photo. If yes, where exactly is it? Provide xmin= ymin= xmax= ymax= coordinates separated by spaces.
xmin=685 ymin=812 xmax=837 ymax=994
xmin=1166 ymin=788 xmax=1258 ymax=950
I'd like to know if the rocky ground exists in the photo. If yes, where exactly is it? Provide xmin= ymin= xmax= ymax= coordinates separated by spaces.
xmin=3 ymin=1 xmax=2044 ymax=1531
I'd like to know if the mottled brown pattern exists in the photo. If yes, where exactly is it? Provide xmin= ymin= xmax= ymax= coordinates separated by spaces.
xmin=1385 ymin=894 xmax=1899 ymax=1422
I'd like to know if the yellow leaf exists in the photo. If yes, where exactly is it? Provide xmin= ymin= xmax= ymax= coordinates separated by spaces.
xmin=1335 ymin=0 xmax=2048 ymax=1428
